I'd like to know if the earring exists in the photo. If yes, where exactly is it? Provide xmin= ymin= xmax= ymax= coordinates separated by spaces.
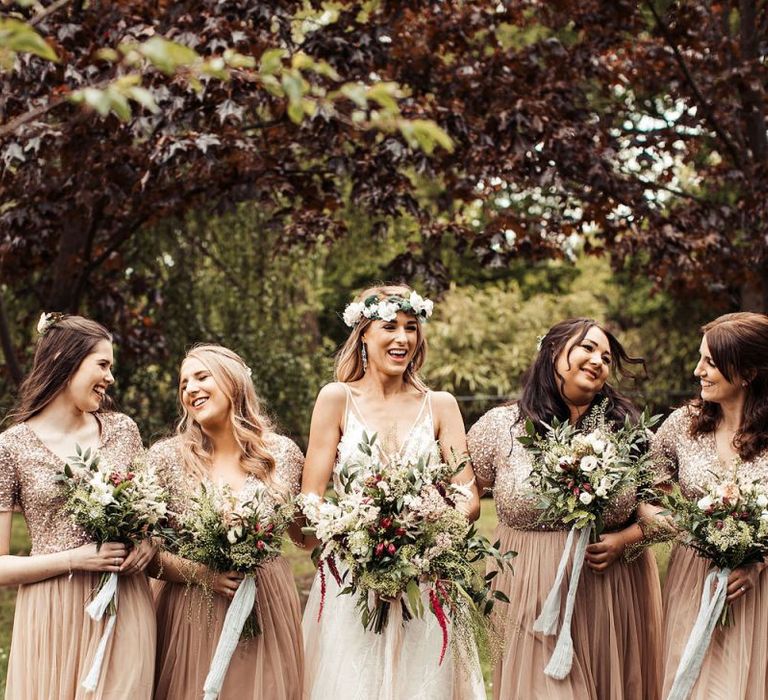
xmin=362 ymin=343 xmax=368 ymax=372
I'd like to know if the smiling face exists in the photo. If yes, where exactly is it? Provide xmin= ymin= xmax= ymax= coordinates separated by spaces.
xmin=694 ymin=335 xmax=747 ymax=406
xmin=555 ymin=326 xmax=612 ymax=409
xmin=180 ymin=357 xmax=232 ymax=429
xmin=361 ymin=311 xmax=421 ymax=377
xmin=65 ymin=339 xmax=114 ymax=412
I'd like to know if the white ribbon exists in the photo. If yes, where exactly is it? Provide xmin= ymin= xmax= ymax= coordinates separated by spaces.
xmin=81 ymin=572 xmax=119 ymax=692
xmin=666 ymin=567 xmax=730 ymax=700
xmin=533 ymin=524 xmax=593 ymax=680
xmin=203 ymin=575 xmax=257 ymax=700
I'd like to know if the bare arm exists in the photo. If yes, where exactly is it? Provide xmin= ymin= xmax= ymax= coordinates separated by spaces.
xmin=297 ymin=383 xmax=346 ymax=548
xmin=0 ymin=511 xmax=127 ymax=587
xmin=432 ymin=391 xmax=481 ymax=521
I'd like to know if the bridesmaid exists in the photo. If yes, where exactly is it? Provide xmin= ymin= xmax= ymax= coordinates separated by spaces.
xmin=467 ymin=318 xmax=663 ymax=700
xmin=300 ymin=284 xmax=484 ymax=700
xmin=653 ymin=312 xmax=768 ymax=698
xmin=148 ymin=344 xmax=304 ymax=700
xmin=0 ymin=313 xmax=155 ymax=699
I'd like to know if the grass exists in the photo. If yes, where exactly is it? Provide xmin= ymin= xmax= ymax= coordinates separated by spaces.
xmin=1 ymin=504 xmax=670 ymax=695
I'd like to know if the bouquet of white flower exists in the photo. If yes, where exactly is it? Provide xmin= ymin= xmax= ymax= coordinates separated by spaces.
xmin=300 ymin=432 xmax=514 ymax=667
xmin=662 ymin=469 xmax=768 ymax=700
xmin=519 ymin=401 xmax=659 ymax=680
xmin=168 ymin=482 xmax=295 ymax=700
xmin=57 ymin=445 xmax=168 ymax=691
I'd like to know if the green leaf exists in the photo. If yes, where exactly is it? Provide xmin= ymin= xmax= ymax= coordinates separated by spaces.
xmin=340 ymin=82 xmax=368 ymax=109
xmin=0 ymin=18 xmax=58 ymax=62
xmin=406 ymin=579 xmax=424 ymax=619
xmin=259 ymin=48 xmax=286 ymax=76
xmin=138 ymin=37 xmax=200 ymax=74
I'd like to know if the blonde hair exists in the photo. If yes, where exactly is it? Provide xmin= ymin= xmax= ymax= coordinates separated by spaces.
xmin=176 ymin=344 xmax=278 ymax=486
xmin=335 ymin=283 xmax=429 ymax=391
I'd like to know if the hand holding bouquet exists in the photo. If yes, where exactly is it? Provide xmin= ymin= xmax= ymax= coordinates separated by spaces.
xmin=519 ymin=401 xmax=659 ymax=680
xmin=57 ymin=445 xmax=169 ymax=691
xmin=300 ymin=432 xmax=515 ymax=666
xmin=169 ymin=482 xmax=294 ymax=700
xmin=662 ymin=468 xmax=768 ymax=700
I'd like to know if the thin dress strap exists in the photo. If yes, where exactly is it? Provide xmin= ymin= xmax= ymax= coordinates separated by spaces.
xmin=341 ymin=383 xmax=352 ymax=434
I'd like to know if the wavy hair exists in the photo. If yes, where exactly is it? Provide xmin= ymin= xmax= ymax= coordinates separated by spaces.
xmin=334 ymin=283 xmax=429 ymax=391
xmin=176 ymin=344 xmax=279 ymax=487
xmin=10 ymin=315 xmax=114 ymax=423
xmin=689 ymin=312 xmax=768 ymax=460
xmin=518 ymin=318 xmax=645 ymax=435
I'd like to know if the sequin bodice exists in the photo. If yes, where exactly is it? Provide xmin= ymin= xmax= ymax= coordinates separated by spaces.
xmin=0 ymin=413 xmax=144 ymax=555
xmin=148 ymin=433 xmax=304 ymax=523
xmin=650 ymin=406 xmax=768 ymax=497
xmin=334 ymin=388 xmax=440 ymax=493
xmin=467 ymin=404 xmax=637 ymax=531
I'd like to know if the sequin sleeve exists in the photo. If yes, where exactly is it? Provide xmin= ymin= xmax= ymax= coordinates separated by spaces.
xmin=649 ymin=408 xmax=689 ymax=485
xmin=272 ymin=435 xmax=304 ymax=497
xmin=467 ymin=407 xmax=509 ymax=486
xmin=0 ymin=439 xmax=19 ymax=511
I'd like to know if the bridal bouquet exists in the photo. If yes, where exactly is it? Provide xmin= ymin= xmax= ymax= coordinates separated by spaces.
xmin=57 ymin=445 xmax=169 ymax=691
xmin=300 ymin=433 xmax=515 ymax=665
xmin=169 ymin=483 xmax=295 ymax=700
xmin=662 ymin=469 xmax=768 ymax=700
xmin=519 ymin=401 xmax=659 ymax=680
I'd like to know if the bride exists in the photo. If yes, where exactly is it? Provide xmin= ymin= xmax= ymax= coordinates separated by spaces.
xmin=300 ymin=284 xmax=486 ymax=699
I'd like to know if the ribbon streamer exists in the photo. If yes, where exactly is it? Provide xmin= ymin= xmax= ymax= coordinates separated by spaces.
xmin=81 ymin=572 xmax=119 ymax=692
xmin=532 ymin=524 xmax=593 ymax=680
xmin=666 ymin=567 xmax=730 ymax=700
xmin=203 ymin=575 xmax=257 ymax=700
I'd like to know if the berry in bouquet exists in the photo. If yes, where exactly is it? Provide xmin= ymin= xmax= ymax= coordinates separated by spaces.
xmin=518 ymin=399 xmax=659 ymax=679
xmin=167 ymin=481 xmax=295 ymax=700
xmin=56 ymin=444 xmax=169 ymax=690
xmin=662 ymin=466 xmax=768 ymax=699
xmin=300 ymin=432 xmax=515 ymax=667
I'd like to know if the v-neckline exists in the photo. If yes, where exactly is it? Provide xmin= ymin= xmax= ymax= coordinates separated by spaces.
xmin=23 ymin=413 xmax=106 ymax=467
xmin=345 ymin=389 xmax=431 ymax=458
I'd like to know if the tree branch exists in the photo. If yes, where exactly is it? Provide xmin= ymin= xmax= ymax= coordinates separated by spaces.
xmin=0 ymin=96 xmax=66 ymax=141
xmin=645 ymin=0 xmax=744 ymax=167
xmin=30 ymin=0 xmax=73 ymax=27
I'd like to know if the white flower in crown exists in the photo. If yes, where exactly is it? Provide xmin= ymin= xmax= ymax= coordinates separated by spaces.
xmin=343 ymin=301 xmax=366 ymax=327
xmin=409 ymin=291 xmax=434 ymax=319
xmin=37 ymin=311 xmax=58 ymax=335
xmin=375 ymin=300 xmax=400 ymax=322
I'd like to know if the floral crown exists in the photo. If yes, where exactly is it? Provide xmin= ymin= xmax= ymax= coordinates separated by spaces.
xmin=37 ymin=311 xmax=64 ymax=336
xmin=342 ymin=291 xmax=434 ymax=328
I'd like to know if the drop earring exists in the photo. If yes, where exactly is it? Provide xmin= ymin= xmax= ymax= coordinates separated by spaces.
xmin=362 ymin=343 xmax=368 ymax=372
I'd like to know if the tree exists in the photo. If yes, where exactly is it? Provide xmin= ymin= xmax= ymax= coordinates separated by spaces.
xmin=2 ymin=1 xmax=766 ymax=395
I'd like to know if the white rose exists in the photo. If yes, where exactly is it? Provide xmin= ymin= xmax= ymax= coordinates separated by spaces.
xmin=362 ymin=304 xmax=376 ymax=318
xmin=376 ymin=300 xmax=399 ymax=322
xmin=586 ymin=433 xmax=606 ymax=454
xmin=580 ymin=456 xmax=599 ymax=473
xmin=697 ymin=495 xmax=715 ymax=511
xmin=579 ymin=491 xmax=594 ymax=505
xmin=757 ymin=494 xmax=768 ymax=509
xmin=343 ymin=302 xmax=366 ymax=327
xmin=408 ymin=291 xmax=433 ymax=319
xmin=37 ymin=312 xmax=52 ymax=334
xmin=226 ymin=526 xmax=243 ymax=544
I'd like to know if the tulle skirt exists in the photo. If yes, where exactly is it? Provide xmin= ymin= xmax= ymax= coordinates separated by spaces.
xmin=662 ymin=545 xmax=768 ymax=699
xmin=153 ymin=556 xmax=303 ymax=700
xmin=489 ymin=525 xmax=663 ymax=700
xmin=5 ymin=571 xmax=155 ymax=699
xmin=302 ymin=562 xmax=486 ymax=700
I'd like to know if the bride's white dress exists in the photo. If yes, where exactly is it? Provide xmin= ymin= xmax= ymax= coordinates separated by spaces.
xmin=302 ymin=387 xmax=486 ymax=700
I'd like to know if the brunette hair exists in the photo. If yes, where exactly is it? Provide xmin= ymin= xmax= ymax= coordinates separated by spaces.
xmin=518 ymin=318 xmax=645 ymax=435
xmin=689 ymin=312 xmax=768 ymax=460
xmin=176 ymin=344 xmax=280 ymax=487
xmin=10 ymin=315 xmax=114 ymax=423
xmin=334 ymin=283 xmax=428 ymax=391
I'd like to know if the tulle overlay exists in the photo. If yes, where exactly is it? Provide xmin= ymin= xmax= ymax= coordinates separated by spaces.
xmin=302 ymin=562 xmax=486 ymax=700
xmin=490 ymin=524 xmax=662 ymax=700
xmin=5 ymin=571 xmax=155 ymax=699
xmin=153 ymin=556 xmax=303 ymax=700
xmin=662 ymin=545 xmax=768 ymax=699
